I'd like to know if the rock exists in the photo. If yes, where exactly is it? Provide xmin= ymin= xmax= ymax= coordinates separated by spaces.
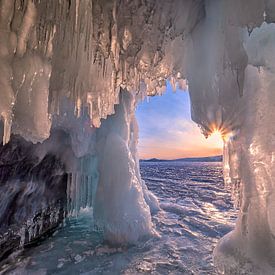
xmin=0 ymin=134 xmax=68 ymax=262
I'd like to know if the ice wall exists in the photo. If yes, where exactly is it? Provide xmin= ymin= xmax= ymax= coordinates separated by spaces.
xmin=213 ymin=23 xmax=275 ymax=274
xmin=1 ymin=0 xmax=275 ymax=272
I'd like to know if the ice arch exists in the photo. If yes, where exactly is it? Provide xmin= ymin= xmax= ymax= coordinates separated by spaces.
xmin=0 ymin=0 xmax=275 ymax=273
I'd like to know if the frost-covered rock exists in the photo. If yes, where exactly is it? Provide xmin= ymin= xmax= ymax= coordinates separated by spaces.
xmin=0 ymin=134 xmax=67 ymax=260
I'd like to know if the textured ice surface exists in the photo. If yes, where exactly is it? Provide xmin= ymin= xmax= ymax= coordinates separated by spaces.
xmin=212 ymin=22 xmax=275 ymax=274
xmin=0 ymin=0 xmax=204 ymax=144
xmin=1 ymin=0 xmax=275 ymax=272
xmin=1 ymin=162 xmax=236 ymax=274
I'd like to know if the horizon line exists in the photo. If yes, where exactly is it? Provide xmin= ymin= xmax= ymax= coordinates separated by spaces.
xmin=140 ymin=155 xmax=223 ymax=161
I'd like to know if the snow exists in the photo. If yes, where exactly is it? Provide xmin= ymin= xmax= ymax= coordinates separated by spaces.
xmin=1 ymin=0 xmax=275 ymax=272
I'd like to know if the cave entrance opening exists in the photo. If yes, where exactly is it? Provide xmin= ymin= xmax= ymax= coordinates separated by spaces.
xmin=135 ymin=82 xmax=237 ymax=272
xmin=136 ymin=81 xmax=224 ymax=161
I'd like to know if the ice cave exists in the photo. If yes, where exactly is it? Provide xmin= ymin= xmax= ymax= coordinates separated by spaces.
xmin=0 ymin=0 xmax=275 ymax=274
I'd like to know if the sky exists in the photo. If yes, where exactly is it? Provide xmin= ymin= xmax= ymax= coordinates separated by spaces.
xmin=136 ymin=83 xmax=223 ymax=160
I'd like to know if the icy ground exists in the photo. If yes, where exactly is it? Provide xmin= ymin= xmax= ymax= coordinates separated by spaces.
xmin=1 ymin=162 xmax=236 ymax=274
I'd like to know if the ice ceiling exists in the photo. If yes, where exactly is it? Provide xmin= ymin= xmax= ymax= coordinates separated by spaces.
xmin=1 ymin=0 xmax=275 ymax=273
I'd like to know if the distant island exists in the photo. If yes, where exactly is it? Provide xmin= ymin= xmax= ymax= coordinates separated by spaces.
xmin=140 ymin=155 xmax=222 ymax=163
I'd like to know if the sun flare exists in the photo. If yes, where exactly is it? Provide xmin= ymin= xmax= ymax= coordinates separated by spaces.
xmin=206 ymin=130 xmax=224 ymax=149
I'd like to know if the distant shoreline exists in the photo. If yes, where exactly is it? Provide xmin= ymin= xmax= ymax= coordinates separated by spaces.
xmin=140 ymin=155 xmax=222 ymax=163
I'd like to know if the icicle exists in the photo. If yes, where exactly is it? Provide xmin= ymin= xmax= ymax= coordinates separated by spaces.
xmin=66 ymin=155 xmax=99 ymax=216
xmin=2 ymin=114 xmax=12 ymax=145
xmin=17 ymin=0 xmax=37 ymax=57
xmin=75 ymin=97 xmax=82 ymax=118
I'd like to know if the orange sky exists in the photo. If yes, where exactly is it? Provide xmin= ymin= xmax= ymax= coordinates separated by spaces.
xmin=138 ymin=121 xmax=223 ymax=160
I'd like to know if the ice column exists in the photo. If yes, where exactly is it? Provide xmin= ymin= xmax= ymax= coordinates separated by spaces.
xmin=214 ymin=24 xmax=275 ymax=274
xmin=94 ymin=90 xmax=154 ymax=244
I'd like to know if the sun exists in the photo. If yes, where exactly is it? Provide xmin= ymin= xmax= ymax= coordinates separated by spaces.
xmin=206 ymin=130 xmax=224 ymax=149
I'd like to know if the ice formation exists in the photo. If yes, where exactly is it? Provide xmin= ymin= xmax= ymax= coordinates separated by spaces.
xmin=1 ymin=0 xmax=275 ymax=272
xmin=94 ymin=91 xmax=156 ymax=243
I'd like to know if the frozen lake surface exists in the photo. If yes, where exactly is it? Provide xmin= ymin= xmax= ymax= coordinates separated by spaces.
xmin=2 ymin=162 xmax=236 ymax=274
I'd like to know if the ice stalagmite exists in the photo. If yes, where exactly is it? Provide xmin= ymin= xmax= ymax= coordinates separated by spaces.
xmin=94 ymin=91 xmax=155 ymax=244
